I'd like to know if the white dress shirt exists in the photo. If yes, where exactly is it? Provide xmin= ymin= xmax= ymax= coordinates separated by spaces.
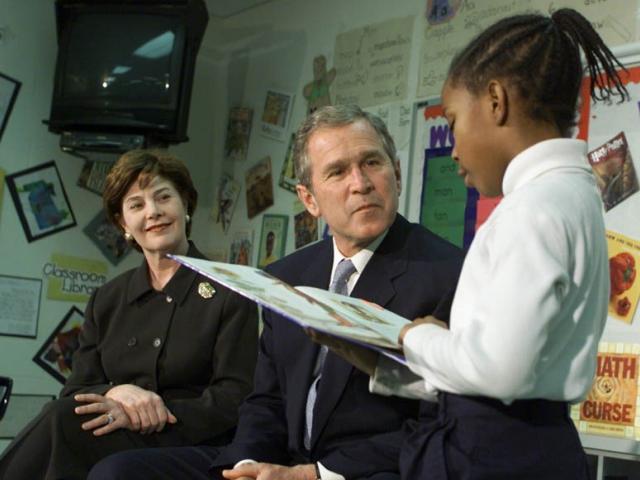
xmin=373 ymin=139 xmax=609 ymax=405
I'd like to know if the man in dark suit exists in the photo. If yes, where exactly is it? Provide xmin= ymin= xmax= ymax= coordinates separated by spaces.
xmin=88 ymin=104 xmax=462 ymax=480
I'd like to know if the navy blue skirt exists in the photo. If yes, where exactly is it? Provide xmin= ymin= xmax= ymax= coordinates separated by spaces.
xmin=400 ymin=393 xmax=590 ymax=480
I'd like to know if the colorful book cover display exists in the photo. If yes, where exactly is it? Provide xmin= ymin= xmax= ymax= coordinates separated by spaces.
xmin=214 ymin=174 xmax=240 ymax=233
xmin=588 ymin=132 xmax=639 ymax=211
xmin=257 ymin=214 xmax=288 ymax=269
xmin=294 ymin=209 xmax=318 ymax=249
xmin=229 ymin=230 xmax=253 ymax=266
xmin=607 ymin=230 xmax=640 ymax=324
xmin=224 ymin=107 xmax=253 ymax=162
xmin=245 ymin=156 xmax=274 ymax=219
xmin=572 ymin=343 xmax=640 ymax=441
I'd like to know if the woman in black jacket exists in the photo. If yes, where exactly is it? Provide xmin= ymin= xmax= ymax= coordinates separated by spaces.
xmin=0 ymin=150 xmax=258 ymax=480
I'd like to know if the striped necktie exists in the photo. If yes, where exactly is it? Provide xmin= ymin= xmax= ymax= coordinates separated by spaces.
xmin=303 ymin=258 xmax=356 ymax=450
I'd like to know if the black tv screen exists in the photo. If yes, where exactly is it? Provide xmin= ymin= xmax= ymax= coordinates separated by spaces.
xmin=48 ymin=1 xmax=207 ymax=143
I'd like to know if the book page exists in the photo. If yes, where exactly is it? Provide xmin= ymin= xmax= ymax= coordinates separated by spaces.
xmin=296 ymin=286 xmax=409 ymax=344
xmin=169 ymin=256 xmax=397 ymax=349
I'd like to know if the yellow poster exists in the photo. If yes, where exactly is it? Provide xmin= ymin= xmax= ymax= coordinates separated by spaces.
xmin=43 ymin=253 xmax=107 ymax=302
xmin=571 ymin=343 xmax=640 ymax=440
xmin=606 ymin=230 xmax=640 ymax=324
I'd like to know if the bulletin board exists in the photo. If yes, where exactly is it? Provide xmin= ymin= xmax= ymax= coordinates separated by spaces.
xmin=406 ymin=42 xmax=640 ymax=458
xmin=569 ymin=43 xmax=640 ymax=456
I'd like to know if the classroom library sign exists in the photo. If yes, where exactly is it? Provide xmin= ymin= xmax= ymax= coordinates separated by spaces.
xmin=571 ymin=343 xmax=640 ymax=441
xmin=42 ymin=253 xmax=107 ymax=302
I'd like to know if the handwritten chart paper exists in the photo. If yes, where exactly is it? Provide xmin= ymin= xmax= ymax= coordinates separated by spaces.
xmin=417 ymin=0 xmax=637 ymax=99
xmin=0 ymin=275 xmax=42 ymax=338
xmin=334 ymin=16 xmax=413 ymax=107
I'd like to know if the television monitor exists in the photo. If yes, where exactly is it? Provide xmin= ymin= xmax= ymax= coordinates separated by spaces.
xmin=48 ymin=0 xmax=208 ymax=144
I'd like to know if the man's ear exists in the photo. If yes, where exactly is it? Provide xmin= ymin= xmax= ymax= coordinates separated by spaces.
xmin=393 ymin=159 xmax=401 ymax=196
xmin=487 ymin=79 xmax=508 ymax=126
xmin=296 ymin=184 xmax=321 ymax=217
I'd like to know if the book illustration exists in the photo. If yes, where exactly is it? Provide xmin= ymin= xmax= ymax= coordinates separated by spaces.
xmin=168 ymin=255 xmax=409 ymax=364
xmin=606 ymin=230 xmax=640 ymax=324
xmin=229 ymin=230 xmax=253 ymax=266
xmin=571 ymin=343 xmax=640 ymax=440
xmin=83 ymin=210 xmax=131 ymax=266
xmin=245 ymin=156 xmax=274 ymax=219
xmin=279 ymin=133 xmax=298 ymax=193
xmin=22 ymin=180 xmax=69 ymax=229
xmin=224 ymin=107 xmax=253 ymax=162
xmin=77 ymin=160 xmax=113 ymax=195
xmin=213 ymin=174 xmax=240 ymax=233
xmin=258 ymin=214 xmax=288 ymax=269
xmin=588 ymin=132 xmax=639 ymax=211
xmin=260 ymin=89 xmax=294 ymax=141
xmin=294 ymin=209 xmax=318 ymax=249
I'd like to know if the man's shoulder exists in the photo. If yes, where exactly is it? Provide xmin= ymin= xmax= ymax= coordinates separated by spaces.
xmin=266 ymin=238 xmax=330 ymax=282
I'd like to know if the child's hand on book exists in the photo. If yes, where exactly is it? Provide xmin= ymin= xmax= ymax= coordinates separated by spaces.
xmin=306 ymin=329 xmax=379 ymax=376
xmin=399 ymin=315 xmax=448 ymax=346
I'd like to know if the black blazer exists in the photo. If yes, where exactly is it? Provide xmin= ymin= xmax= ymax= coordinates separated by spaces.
xmin=61 ymin=242 xmax=259 ymax=445
xmin=212 ymin=215 xmax=463 ymax=478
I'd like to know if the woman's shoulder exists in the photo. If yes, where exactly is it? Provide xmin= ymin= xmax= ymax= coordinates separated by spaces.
xmin=92 ymin=264 xmax=141 ymax=301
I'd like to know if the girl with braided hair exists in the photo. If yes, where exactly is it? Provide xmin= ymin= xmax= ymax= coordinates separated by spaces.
xmin=383 ymin=8 xmax=630 ymax=479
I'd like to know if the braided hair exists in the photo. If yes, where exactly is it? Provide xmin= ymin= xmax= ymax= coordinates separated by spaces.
xmin=447 ymin=8 xmax=628 ymax=137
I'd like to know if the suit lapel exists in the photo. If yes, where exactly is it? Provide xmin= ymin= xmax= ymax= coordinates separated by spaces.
xmin=310 ymin=216 xmax=410 ymax=449
xmin=287 ymin=239 xmax=333 ymax=448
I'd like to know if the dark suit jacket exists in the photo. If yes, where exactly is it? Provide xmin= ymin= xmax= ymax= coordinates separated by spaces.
xmin=61 ymin=242 xmax=259 ymax=445
xmin=212 ymin=215 xmax=463 ymax=478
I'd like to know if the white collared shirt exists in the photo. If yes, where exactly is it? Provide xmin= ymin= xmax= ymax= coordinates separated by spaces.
xmin=374 ymin=139 xmax=609 ymax=405
xmin=329 ymin=232 xmax=386 ymax=295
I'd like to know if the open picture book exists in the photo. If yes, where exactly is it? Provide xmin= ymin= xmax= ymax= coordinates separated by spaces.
xmin=169 ymin=255 xmax=409 ymax=364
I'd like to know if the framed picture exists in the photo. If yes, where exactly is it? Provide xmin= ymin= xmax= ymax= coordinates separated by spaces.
xmin=214 ymin=174 xmax=241 ymax=233
xmin=245 ymin=156 xmax=274 ymax=219
xmin=5 ymin=161 xmax=77 ymax=242
xmin=224 ymin=107 xmax=253 ymax=162
xmin=83 ymin=210 xmax=131 ymax=266
xmin=0 ymin=275 xmax=42 ymax=338
xmin=0 ymin=72 xmax=21 ymax=142
xmin=260 ymin=89 xmax=294 ymax=141
xmin=77 ymin=159 xmax=113 ymax=196
xmin=33 ymin=306 xmax=84 ymax=384
xmin=279 ymin=133 xmax=297 ymax=193
xmin=0 ymin=393 xmax=55 ymax=439
xmin=258 ymin=214 xmax=288 ymax=268
xmin=229 ymin=230 xmax=253 ymax=265
xmin=294 ymin=209 xmax=318 ymax=249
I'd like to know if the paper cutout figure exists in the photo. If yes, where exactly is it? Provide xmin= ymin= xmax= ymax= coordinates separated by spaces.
xmin=303 ymin=55 xmax=336 ymax=115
